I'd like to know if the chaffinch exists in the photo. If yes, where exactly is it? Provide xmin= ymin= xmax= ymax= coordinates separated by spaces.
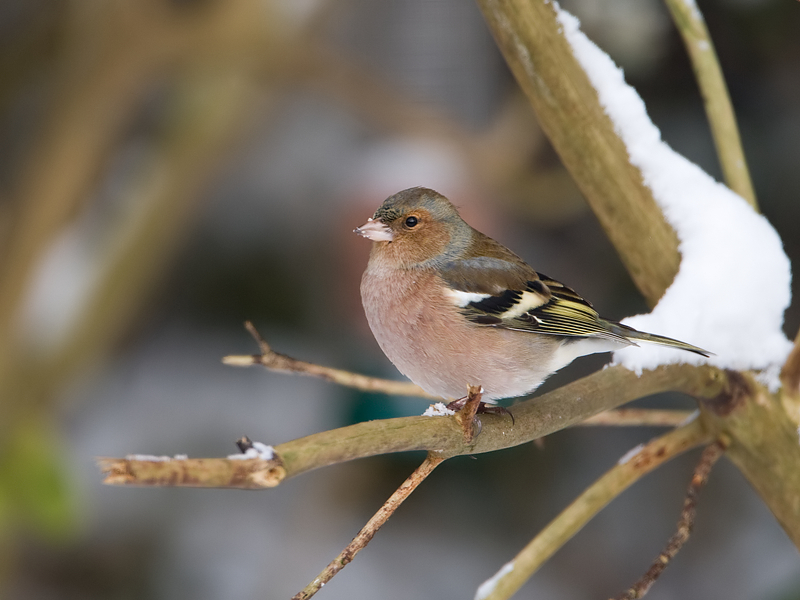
xmin=356 ymin=187 xmax=708 ymax=402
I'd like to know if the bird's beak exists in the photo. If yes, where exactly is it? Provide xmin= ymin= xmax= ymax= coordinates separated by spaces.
xmin=354 ymin=217 xmax=394 ymax=242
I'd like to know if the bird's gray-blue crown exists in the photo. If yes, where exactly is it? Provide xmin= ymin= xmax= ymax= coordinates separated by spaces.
xmin=373 ymin=187 xmax=465 ymax=227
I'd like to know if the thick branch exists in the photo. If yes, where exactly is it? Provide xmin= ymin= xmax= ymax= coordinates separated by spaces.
xmin=100 ymin=364 xmax=727 ymax=487
xmin=700 ymin=371 xmax=800 ymax=547
xmin=476 ymin=0 xmax=680 ymax=305
xmin=475 ymin=419 xmax=712 ymax=600
xmin=663 ymin=0 xmax=757 ymax=209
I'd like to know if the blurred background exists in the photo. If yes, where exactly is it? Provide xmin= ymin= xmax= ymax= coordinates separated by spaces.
xmin=0 ymin=0 xmax=798 ymax=598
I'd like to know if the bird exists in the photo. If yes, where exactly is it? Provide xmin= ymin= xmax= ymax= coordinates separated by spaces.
xmin=355 ymin=187 xmax=709 ymax=404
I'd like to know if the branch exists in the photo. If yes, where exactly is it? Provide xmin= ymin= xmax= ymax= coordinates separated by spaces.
xmin=98 ymin=454 xmax=285 ymax=489
xmin=663 ymin=0 xmax=757 ymax=209
xmin=292 ymin=453 xmax=444 ymax=600
xmin=222 ymin=321 xmax=435 ymax=398
xmin=699 ymin=371 xmax=800 ymax=548
xmin=476 ymin=0 xmax=680 ymax=305
xmin=474 ymin=419 xmax=713 ymax=600
xmin=613 ymin=439 xmax=726 ymax=600
xmin=579 ymin=409 xmax=695 ymax=427
xmin=226 ymin=324 xmax=698 ymax=429
xmin=99 ymin=363 xmax=727 ymax=487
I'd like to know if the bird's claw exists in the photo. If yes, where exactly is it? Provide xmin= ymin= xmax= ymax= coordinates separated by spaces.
xmin=447 ymin=386 xmax=514 ymax=444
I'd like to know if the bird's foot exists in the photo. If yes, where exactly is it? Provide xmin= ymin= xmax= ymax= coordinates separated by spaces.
xmin=447 ymin=386 xmax=514 ymax=444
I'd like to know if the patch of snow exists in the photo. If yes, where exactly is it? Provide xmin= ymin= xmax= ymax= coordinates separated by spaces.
xmin=126 ymin=454 xmax=172 ymax=462
xmin=228 ymin=442 xmax=275 ymax=461
xmin=555 ymin=6 xmax=793 ymax=389
xmin=422 ymin=402 xmax=456 ymax=417
xmin=475 ymin=561 xmax=515 ymax=600
xmin=618 ymin=443 xmax=645 ymax=465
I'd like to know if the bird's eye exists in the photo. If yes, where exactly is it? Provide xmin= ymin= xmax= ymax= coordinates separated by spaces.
xmin=404 ymin=216 xmax=419 ymax=228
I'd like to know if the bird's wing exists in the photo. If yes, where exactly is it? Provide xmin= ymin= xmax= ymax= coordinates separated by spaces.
xmin=439 ymin=261 xmax=632 ymax=344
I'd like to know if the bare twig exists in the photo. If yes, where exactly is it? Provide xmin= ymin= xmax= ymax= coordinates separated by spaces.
xmin=613 ymin=439 xmax=726 ymax=600
xmin=475 ymin=419 xmax=712 ymax=600
xmin=292 ymin=453 xmax=445 ymax=600
xmin=223 ymin=321 xmax=436 ymax=398
xmin=663 ymin=0 xmax=757 ymax=209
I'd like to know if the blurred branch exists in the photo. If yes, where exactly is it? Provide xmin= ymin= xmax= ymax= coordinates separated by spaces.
xmin=0 ymin=0 xmax=549 ymax=425
xmin=663 ymin=0 xmax=757 ymax=209
xmin=476 ymin=0 xmax=680 ymax=306
xmin=223 ymin=321 xmax=436 ymax=398
xmin=613 ymin=439 xmax=726 ymax=600
xmin=0 ymin=1 xmax=305 ymax=433
xmin=292 ymin=453 xmax=445 ymax=600
xmin=99 ymin=363 xmax=727 ymax=486
xmin=1 ymin=65 xmax=264 ymax=428
xmin=475 ymin=419 xmax=712 ymax=600
xmin=0 ymin=16 xmax=157 ymax=355
xmin=579 ymin=408 xmax=695 ymax=427
xmin=278 ymin=40 xmax=553 ymax=206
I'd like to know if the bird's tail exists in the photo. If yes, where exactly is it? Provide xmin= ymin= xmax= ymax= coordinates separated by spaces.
xmin=603 ymin=320 xmax=711 ymax=357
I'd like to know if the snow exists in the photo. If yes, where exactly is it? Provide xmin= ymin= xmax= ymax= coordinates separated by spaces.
xmin=126 ymin=454 xmax=189 ymax=461
xmin=618 ymin=443 xmax=645 ymax=466
xmin=126 ymin=454 xmax=173 ymax=462
xmin=422 ymin=402 xmax=456 ymax=417
xmin=555 ymin=6 xmax=793 ymax=389
xmin=681 ymin=410 xmax=700 ymax=426
xmin=228 ymin=441 xmax=275 ymax=461
xmin=475 ymin=561 xmax=515 ymax=600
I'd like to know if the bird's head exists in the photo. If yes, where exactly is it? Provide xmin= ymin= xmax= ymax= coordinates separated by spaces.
xmin=355 ymin=187 xmax=471 ymax=268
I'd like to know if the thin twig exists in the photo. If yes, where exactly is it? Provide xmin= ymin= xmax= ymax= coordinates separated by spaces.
xmin=292 ymin=453 xmax=445 ymax=600
xmin=663 ymin=0 xmax=757 ymax=209
xmin=579 ymin=409 xmax=695 ymax=427
xmin=613 ymin=439 xmax=726 ymax=600
xmin=222 ymin=321 xmax=436 ymax=398
xmin=475 ymin=419 xmax=712 ymax=600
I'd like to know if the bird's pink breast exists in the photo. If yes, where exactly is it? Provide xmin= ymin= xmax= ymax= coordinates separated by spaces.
xmin=360 ymin=264 xmax=559 ymax=400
